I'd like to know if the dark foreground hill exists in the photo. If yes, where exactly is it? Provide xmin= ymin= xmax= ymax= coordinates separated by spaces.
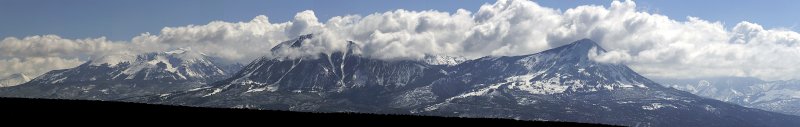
xmin=0 ymin=97 xmax=617 ymax=126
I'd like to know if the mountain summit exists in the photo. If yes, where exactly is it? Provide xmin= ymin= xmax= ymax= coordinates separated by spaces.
xmin=79 ymin=48 xmax=232 ymax=83
xmin=550 ymin=38 xmax=607 ymax=58
xmin=431 ymin=39 xmax=652 ymax=97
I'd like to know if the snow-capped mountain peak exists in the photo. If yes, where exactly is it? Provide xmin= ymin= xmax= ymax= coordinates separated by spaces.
xmin=434 ymin=39 xmax=653 ymax=98
xmin=26 ymin=49 xmax=241 ymax=85
xmin=118 ymin=49 xmax=226 ymax=81
xmin=89 ymin=48 xmax=210 ymax=68
xmin=270 ymin=34 xmax=313 ymax=52
xmin=89 ymin=53 xmax=137 ymax=67
xmin=422 ymin=55 xmax=468 ymax=66
xmin=164 ymin=48 xmax=211 ymax=63
xmin=541 ymin=38 xmax=606 ymax=62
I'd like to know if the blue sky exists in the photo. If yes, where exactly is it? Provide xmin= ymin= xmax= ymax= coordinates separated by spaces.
xmin=1 ymin=0 xmax=799 ymax=41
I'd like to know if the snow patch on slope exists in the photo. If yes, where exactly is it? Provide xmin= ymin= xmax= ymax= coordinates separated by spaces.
xmin=424 ymin=83 xmax=503 ymax=111
xmin=506 ymin=74 xmax=569 ymax=95
xmin=642 ymin=103 xmax=677 ymax=110
xmin=393 ymin=86 xmax=438 ymax=108
xmin=423 ymin=55 xmax=468 ymax=66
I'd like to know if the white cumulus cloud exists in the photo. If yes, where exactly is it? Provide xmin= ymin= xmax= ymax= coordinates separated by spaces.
xmin=2 ymin=0 xmax=800 ymax=81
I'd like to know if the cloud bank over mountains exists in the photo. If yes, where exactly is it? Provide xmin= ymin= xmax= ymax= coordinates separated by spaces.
xmin=2 ymin=0 xmax=800 ymax=81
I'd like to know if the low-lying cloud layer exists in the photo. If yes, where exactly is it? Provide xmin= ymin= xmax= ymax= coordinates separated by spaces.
xmin=2 ymin=0 xmax=800 ymax=81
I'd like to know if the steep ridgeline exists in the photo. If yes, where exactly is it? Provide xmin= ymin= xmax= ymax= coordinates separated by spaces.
xmin=135 ymin=37 xmax=800 ymax=127
xmin=0 ymin=49 xmax=243 ymax=100
xmin=656 ymin=77 xmax=800 ymax=116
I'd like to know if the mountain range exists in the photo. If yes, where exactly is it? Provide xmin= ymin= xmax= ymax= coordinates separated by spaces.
xmin=114 ymin=36 xmax=799 ymax=126
xmin=0 ymin=48 xmax=242 ymax=100
xmin=655 ymin=77 xmax=800 ymax=116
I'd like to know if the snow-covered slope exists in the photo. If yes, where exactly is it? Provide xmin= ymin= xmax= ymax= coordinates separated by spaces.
xmin=39 ymin=48 xmax=233 ymax=83
xmin=656 ymin=77 xmax=800 ymax=116
xmin=418 ymin=39 xmax=716 ymax=125
xmin=430 ymin=39 xmax=656 ymax=98
xmin=0 ymin=73 xmax=32 ymax=87
xmin=0 ymin=49 xmax=243 ymax=100
xmin=422 ymin=55 xmax=468 ymax=66
xmin=132 ymin=38 xmax=800 ymax=127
